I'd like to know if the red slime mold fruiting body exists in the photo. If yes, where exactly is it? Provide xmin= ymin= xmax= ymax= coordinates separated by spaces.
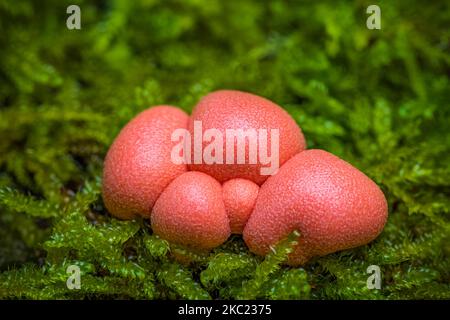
xmin=188 ymin=90 xmax=306 ymax=185
xmin=151 ymin=171 xmax=230 ymax=251
xmin=222 ymin=178 xmax=259 ymax=234
xmin=243 ymin=149 xmax=388 ymax=266
xmin=102 ymin=91 xmax=388 ymax=261
xmin=102 ymin=106 xmax=189 ymax=219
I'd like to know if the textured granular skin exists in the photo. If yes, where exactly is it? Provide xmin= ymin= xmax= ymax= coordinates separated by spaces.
xmin=102 ymin=95 xmax=389 ymax=259
xmin=222 ymin=178 xmax=259 ymax=234
xmin=243 ymin=149 xmax=388 ymax=266
xmin=151 ymin=171 xmax=231 ymax=251
xmin=188 ymin=90 xmax=306 ymax=185
xmin=102 ymin=106 xmax=189 ymax=220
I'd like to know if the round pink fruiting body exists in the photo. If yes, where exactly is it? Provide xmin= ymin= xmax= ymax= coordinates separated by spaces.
xmin=151 ymin=171 xmax=231 ymax=251
xmin=188 ymin=90 xmax=306 ymax=185
xmin=222 ymin=178 xmax=259 ymax=234
xmin=102 ymin=106 xmax=189 ymax=219
xmin=243 ymin=149 xmax=388 ymax=266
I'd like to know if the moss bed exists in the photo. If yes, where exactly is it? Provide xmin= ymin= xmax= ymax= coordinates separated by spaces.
xmin=0 ymin=0 xmax=449 ymax=299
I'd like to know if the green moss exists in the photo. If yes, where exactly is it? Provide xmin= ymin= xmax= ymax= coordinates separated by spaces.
xmin=0 ymin=0 xmax=449 ymax=299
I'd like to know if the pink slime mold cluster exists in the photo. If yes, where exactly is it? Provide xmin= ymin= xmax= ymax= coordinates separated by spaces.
xmin=102 ymin=90 xmax=388 ymax=266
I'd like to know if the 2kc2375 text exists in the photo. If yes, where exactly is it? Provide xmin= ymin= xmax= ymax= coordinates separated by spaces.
xmin=178 ymin=304 xmax=272 ymax=317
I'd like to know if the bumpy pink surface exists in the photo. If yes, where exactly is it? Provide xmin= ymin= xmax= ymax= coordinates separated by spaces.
xmin=243 ymin=149 xmax=388 ymax=266
xmin=188 ymin=90 xmax=306 ymax=185
xmin=222 ymin=178 xmax=259 ymax=234
xmin=102 ymin=91 xmax=388 ymax=259
xmin=102 ymin=106 xmax=189 ymax=219
xmin=151 ymin=171 xmax=230 ymax=250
